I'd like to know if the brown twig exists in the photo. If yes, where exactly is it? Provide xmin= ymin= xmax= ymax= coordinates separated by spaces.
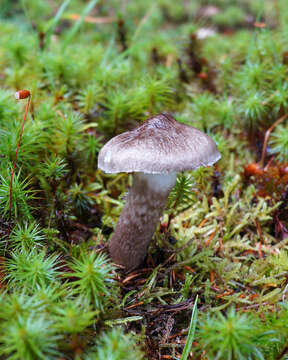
xmin=67 ymin=14 xmax=115 ymax=24
xmin=205 ymin=227 xmax=218 ymax=247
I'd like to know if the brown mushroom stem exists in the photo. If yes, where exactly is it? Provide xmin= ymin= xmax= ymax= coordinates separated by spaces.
xmin=108 ymin=172 xmax=177 ymax=270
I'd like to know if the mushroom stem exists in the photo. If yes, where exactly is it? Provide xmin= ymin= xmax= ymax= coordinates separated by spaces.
xmin=108 ymin=172 xmax=177 ymax=270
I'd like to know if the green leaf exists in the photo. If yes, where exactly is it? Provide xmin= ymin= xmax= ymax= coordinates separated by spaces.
xmin=63 ymin=0 xmax=98 ymax=47
xmin=181 ymin=295 xmax=198 ymax=360
xmin=44 ymin=0 xmax=71 ymax=49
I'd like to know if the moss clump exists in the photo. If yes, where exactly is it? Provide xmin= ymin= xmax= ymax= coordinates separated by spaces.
xmin=1 ymin=1 xmax=288 ymax=359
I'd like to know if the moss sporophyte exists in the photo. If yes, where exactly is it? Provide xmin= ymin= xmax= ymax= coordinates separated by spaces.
xmin=10 ymin=90 xmax=31 ymax=222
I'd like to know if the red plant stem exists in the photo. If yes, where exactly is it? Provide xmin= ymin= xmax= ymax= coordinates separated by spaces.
xmin=260 ymin=113 xmax=288 ymax=168
xmin=9 ymin=96 xmax=31 ymax=220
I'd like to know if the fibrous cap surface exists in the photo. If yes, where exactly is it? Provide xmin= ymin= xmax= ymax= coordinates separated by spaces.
xmin=98 ymin=113 xmax=221 ymax=174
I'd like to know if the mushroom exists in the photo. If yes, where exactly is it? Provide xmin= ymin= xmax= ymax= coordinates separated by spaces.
xmin=98 ymin=113 xmax=221 ymax=270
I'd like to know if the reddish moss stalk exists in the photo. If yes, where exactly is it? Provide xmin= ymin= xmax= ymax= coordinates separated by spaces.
xmin=9 ymin=90 xmax=31 ymax=220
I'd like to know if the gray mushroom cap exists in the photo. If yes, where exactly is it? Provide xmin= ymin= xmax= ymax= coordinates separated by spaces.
xmin=98 ymin=113 xmax=221 ymax=174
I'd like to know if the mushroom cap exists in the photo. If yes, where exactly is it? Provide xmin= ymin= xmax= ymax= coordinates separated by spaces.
xmin=98 ymin=113 xmax=221 ymax=174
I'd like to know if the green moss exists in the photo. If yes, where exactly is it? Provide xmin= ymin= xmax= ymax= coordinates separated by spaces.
xmin=1 ymin=1 xmax=288 ymax=359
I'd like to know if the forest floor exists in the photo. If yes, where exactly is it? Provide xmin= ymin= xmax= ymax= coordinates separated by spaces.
xmin=1 ymin=0 xmax=288 ymax=359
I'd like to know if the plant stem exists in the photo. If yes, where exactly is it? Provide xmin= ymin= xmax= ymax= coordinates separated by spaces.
xmin=9 ymin=95 xmax=31 ymax=220
xmin=260 ymin=113 xmax=288 ymax=168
